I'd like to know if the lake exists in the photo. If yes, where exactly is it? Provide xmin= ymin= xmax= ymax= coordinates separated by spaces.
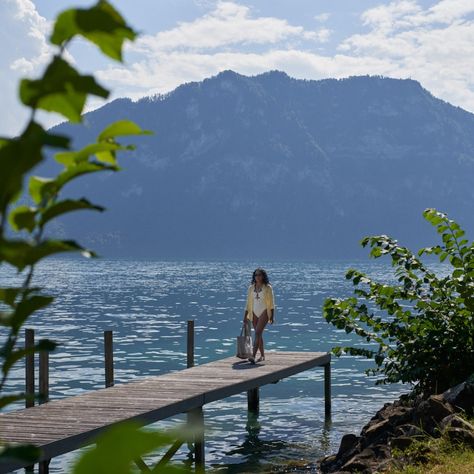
xmin=3 ymin=258 xmax=411 ymax=473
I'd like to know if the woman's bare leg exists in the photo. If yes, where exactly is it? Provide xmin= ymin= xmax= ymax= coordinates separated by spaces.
xmin=253 ymin=311 xmax=268 ymax=359
xmin=252 ymin=314 xmax=258 ymax=358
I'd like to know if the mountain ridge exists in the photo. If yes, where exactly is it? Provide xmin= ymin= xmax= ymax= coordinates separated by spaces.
xmin=48 ymin=71 xmax=474 ymax=258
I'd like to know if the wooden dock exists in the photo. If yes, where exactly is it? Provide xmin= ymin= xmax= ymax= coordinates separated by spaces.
xmin=0 ymin=351 xmax=330 ymax=473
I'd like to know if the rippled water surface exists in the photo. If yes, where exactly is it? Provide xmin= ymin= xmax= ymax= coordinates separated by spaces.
xmin=3 ymin=259 xmax=412 ymax=473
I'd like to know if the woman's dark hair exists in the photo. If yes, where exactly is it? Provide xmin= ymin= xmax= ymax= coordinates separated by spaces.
xmin=251 ymin=268 xmax=269 ymax=285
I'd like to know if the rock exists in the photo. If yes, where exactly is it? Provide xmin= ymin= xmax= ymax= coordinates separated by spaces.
xmin=393 ymin=424 xmax=424 ymax=438
xmin=390 ymin=436 xmax=418 ymax=451
xmin=440 ymin=414 xmax=474 ymax=432
xmin=387 ymin=406 xmax=414 ymax=426
xmin=444 ymin=427 xmax=474 ymax=448
xmin=363 ymin=418 xmax=392 ymax=441
xmin=319 ymin=454 xmax=337 ymax=472
xmin=357 ymin=448 xmax=377 ymax=459
xmin=341 ymin=456 xmax=372 ymax=473
xmin=427 ymin=395 xmax=454 ymax=421
xmin=372 ymin=443 xmax=390 ymax=459
xmin=340 ymin=448 xmax=378 ymax=473
xmin=442 ymin=380 xmax=474 ymax=414
xmin=414 ymin=395 xmax=454 ymax=435
xmin=336 ymin=433 xmax=359 ymax=461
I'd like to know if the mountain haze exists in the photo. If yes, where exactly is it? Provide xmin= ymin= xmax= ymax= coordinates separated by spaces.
xmin=49 ymin=71 xmax=474 ymax=259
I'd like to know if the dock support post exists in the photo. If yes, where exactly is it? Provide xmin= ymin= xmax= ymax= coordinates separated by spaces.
xmin=39 ymin=346 xmax=49 ymax=404
xmin=104 ymin=330 xmax=114 ymax=388
xmin=25 ymin=328 xmax=35 ymax=409
xmin=324 ymin=362 xmax=331 ymax=417
xmin=247 ymin=388 xmax=259 ymax=414
xmin=39 ymin=346 xmax=50 ymax=474
xmin=186 ymin=320 xmax=204 ymax=471
xmin=187 ymin=320 xmax=194 ymax=368
xmin=25 ymin=329 xmax=35 ymax=473
xmin=190 ymin=406 xmax=205 ymax=473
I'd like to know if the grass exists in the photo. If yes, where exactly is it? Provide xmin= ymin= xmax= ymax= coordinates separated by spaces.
xmin=387 ymin=435 xmax=474 ymax=474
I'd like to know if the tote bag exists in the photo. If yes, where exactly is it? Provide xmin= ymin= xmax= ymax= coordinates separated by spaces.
xmin=236 ymin=320 xmax=252 ymax=359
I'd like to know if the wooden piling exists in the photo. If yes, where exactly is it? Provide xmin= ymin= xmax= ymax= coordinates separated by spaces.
xmin=190 ymin=406 xmax=205 ymax=472
xmin=186 ymin=319 xmax=196 ymax=456
xmin=25 ymin=328 xmax=35 ymax=409
xmin=324 ymin=362 xmax=331 ymax=417
xmin=38 ymin=343 xmax=51 ymax=473
xmin=187 ymin=320 xmax=194 ymax=368
xmin=38 ymin=459 xmax=50 ymax=474
xmin=39 ymin=347 xmax=49 ymax=404
xmin=104 ymin=330 xmax=114 ymax=388
xmin=247 ymin=388 xmax=259 ymax=414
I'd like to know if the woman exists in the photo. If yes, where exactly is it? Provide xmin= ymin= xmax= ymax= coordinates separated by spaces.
xmin=243 ymin=268 xmax=275 ymax=363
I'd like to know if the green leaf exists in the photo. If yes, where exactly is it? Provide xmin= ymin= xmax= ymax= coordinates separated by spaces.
xmin=30 ymin=162 xmax=117 ymax=205
xmin=20 ymin=57 xmax=108 ymax=122
xmin=73 ymin=422 xmax=183 ymax=474
xmin=0 ymin=238 xmax=96 ymax=271
xmin=0 ymin=394 xmax=25 ymax=410
xmin=51 ymin=1 xmax=137 ymax=61
xmin=0 ymin=288 xmax=22 ymax=307
xmin=98 ymin=120 xmax=152 ymax=142
xmin=41 ymin=199 xmax=105 ymax=227
xmin=29 ymin=176 xmax=56 ymax=205
xmin=10 ymin=296 xmax=54 ymax=332
xmin=0 ymin=122 xmax=69 ymax=211
xmin=55 ymin=142 xmax=131 ymax=167
xmin=8 ymin=206 xmax=37 ymax=233
xmin=0 ymin=445 xmax=41 ymax=464
xmin=3 ymin=338 xmax=57 ymax=373
xmin=56 ymin=161 xmax=118 ymax=189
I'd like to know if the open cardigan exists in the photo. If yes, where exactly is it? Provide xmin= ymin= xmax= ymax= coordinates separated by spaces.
xmin=245 ymin=283 xmax=275 ymax=320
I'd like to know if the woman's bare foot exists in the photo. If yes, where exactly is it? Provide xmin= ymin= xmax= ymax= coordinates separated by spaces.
xmin=257 ymin=355 xmax=265 ymax=362
xmin=248 ymin=356 xmax=256 ymax=364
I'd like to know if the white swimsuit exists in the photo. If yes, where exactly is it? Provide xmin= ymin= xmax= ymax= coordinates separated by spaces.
xmin=252 ymin=286 xmax=267 ymax=318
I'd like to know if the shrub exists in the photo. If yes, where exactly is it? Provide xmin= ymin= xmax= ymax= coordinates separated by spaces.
xmin=323 ymin=208 xmax=474 ymax=395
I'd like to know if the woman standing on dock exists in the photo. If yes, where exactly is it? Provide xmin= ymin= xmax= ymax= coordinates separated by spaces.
xmin=243 ymin=268 xmax=275 ymax=364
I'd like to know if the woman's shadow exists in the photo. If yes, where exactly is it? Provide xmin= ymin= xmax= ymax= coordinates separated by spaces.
xmin=232 ymin=360 xmax=263 ymax=370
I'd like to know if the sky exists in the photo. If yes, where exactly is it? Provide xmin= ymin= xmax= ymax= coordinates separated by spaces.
xmin=2 ymin=0 xmax=474 ymax=135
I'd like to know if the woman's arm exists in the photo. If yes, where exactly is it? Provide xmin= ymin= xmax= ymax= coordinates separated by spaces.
xmin=267 ymin=285 xmax=275 ymax=323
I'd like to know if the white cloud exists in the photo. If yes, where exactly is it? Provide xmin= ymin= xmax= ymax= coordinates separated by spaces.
xmin=340 ymin=0 xmax=474 ymax=111
xmin=98 ymin=1 xmax=336 ymax=98
xmin=132 ymin=1 xmax=321 ymax=56
xmin=314 ymin=13 xmax=331 ymax=23
xmin=0 ymin=0 xmax=55 ymax=135
xmin=7 ymin=0 xmax=51 ymax=74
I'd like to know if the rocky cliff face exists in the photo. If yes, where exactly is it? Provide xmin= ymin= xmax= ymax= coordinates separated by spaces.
xmin=48 ymin=71 xmax=474 ymax=258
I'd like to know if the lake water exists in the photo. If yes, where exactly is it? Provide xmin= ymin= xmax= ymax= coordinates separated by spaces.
xmin=3 ymin=258 xmax=411 ymax=473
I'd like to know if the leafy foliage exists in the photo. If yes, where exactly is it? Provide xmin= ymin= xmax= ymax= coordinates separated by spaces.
xmin=73 ymin=422 xmax=185 ymax=474
xmin=51 ymin=0 xmax=136 ymax=61
xmin=20 ymin=57 xmax=109 ymax=122
xmin=0 ymin=0 xmax=156 ymax=469
xmin=324 ymin=209 xmax=474 ymax=395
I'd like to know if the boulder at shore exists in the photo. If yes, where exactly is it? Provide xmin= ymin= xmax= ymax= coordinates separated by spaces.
xmin=320 ymin=379 xmax=474 ymax=473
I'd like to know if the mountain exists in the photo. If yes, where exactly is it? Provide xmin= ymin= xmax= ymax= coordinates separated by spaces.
xmin=47 ymin=71 xmax=474 ymax=259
